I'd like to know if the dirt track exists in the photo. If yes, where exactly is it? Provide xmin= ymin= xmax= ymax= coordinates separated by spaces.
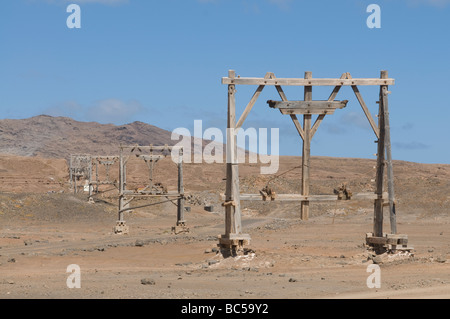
xmin=0 ymin=155 xmax=449 ymax=299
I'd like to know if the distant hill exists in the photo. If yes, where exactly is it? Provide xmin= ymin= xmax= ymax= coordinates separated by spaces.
xmin=0 ymin=115 xmax=187 ymax=159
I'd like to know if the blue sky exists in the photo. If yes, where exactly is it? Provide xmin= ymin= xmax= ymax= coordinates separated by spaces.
xmin=1 ymin=0 xmax=449 ymax=164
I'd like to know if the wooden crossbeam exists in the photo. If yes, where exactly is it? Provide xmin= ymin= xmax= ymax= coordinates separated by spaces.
xmin=221 ymin=192 xmax=388 ymax=202
xmin=121 ymin=144 xmax=181 ymax=151
xmin=268 ymin=100 xmax=348 ymax=115
xmin=122 ymin=190 xmax=181 ymax=197
xmin=137 ymin=154 xmax=166 ymax=161
xmin=93 ymin=156 xmax=119 ymax=160
xmin=222 ymin=77 xmax=395 ymax=86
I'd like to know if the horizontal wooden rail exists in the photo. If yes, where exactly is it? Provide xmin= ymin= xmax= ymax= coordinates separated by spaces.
xmin=122 ymin=190 xmax=182 ymax=197
xmin=220 ymin=192 xmax=388 ymax=202
xmin=268 ymin=100 xmax=348 ymax=115
xmin=222 ymin=77 xmax=395 ymax=86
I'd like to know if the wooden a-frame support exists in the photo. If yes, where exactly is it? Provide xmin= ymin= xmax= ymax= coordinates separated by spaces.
xmin=87 ymin=155 xmax=120 ymax=204
xmin=219 ymin=70 xmax=408 ymax=255
xmin=114 ymin=145 xmax=187 ymax=235
xmin=69 ymin=154 xmax=92 ymax=194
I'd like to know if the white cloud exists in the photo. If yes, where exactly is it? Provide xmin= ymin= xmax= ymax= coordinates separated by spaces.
xmin=401 ymin=122 xmax=414 ymax=130
xmin=393 ymin=141 xmax=430 ymax=150
xmin=325 ymin=123 xmax=347 ymax=135
xmin=43 ymin=98 xmax=147 ymax=124
xmin=70 ymin=0 xmax=128 ymax=4
xmin=340 ymin=111 xmax=371 ymax=130
xmin=36 ymin=0 xmax=129 ymax=6
xmin=404 ymin=0 xmax=450 ymax=7
xmin=86 ymin=98 xmax=145 ymax=124
xmin=267 ymin=0 xmax=292 ymax=10
xmin=43 ymin=100 xmax=84 ymax=118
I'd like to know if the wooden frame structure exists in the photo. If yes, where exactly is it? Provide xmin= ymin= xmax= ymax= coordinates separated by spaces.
xmin=220 ymin=70 xmax=409 ymax=254
xmin=87 ymin=155 xmax=120 ymax=203
xmin=113 ymin=145 xmax=188 ymax=235
xmin=69 ymin=154 xmax=92 ymax=194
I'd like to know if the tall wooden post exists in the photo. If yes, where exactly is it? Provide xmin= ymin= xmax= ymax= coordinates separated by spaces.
xmin=118 ymin=148 xmax=125 ymax=223
xmin=301 ymin=71 xmax=312 ymax=220
xmin=176 ymin=147 xmax=185 ymax=226
xmin=73 ymin=158 xmax=77 ymax=194
xmin=114 ymin=146 xmax=129 ymax=234
xmin=224 ymin=70 xmax=242 ymax=235
xmin=374 ymin=73 xmax=386 ymax=238
xmin=69 ymin=156 xmax=73 ymax=191
xmin=219 ymin=70 xmax=250 ymax=255
xmin=95 ymin=160 xmax=99 ymax=194
xmin=148 ymin=146 xmax=154 ymax=191
xmin=380 ymin=70 xmax=397 ymax=234
xmin=88 ymin=160 xmax=94 ymax=202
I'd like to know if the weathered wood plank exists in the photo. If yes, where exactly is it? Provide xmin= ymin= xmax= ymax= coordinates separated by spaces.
xmin=279 ymin=108 xmax=337 ymax=115
xmin=374 ymin=73 xmax=386 ymax=238
xmin=120 ymin=145 xmax=182 ymax=151
xmin=270 ymin=99 xmax=347 ymax=115
xmin=223 ymin=192 xmax=388 ymax=202
xmin=218 ymin=234 xmax=251 ymax=246
xmin=302 ymin=71 xmax=312 ymax=220
xmin=381 ymin=70 xmax=397 ymax=234
xmin=366 ymin=233 xmax=409 ymax=246
xmin=224 ymin=70 xmax=245 ymax=238
xmin=386 ymin=233 xmax=408 ymax=240
xmin=122 ymin=190 xmax=181 ymax=197
xmin=177 ymin=147 xmax=185 ymax=225
xmin=222 ymin=77 xmax=395 ymax=86
xmin=225 ymin=70 xmax=236 ymax=235
xmin=137 ymin=154 xmax=166 ymax=161
xmin=268 ymin=100 xmax=348 ymax=109
xmin=366 ymin=236 xmax=389 ymax=245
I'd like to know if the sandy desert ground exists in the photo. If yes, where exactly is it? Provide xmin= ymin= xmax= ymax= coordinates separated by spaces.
xmin=0 ymin=154 xmax=449 ymax=299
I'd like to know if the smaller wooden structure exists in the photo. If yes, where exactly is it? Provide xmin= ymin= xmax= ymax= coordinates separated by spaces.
xmin=69 ymin=154 xmax=92 ymax=194
xmin=113 ymin=145 xmax=187 ymax=235
xmin=87 ymin=155 xmax=119 ymax=203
